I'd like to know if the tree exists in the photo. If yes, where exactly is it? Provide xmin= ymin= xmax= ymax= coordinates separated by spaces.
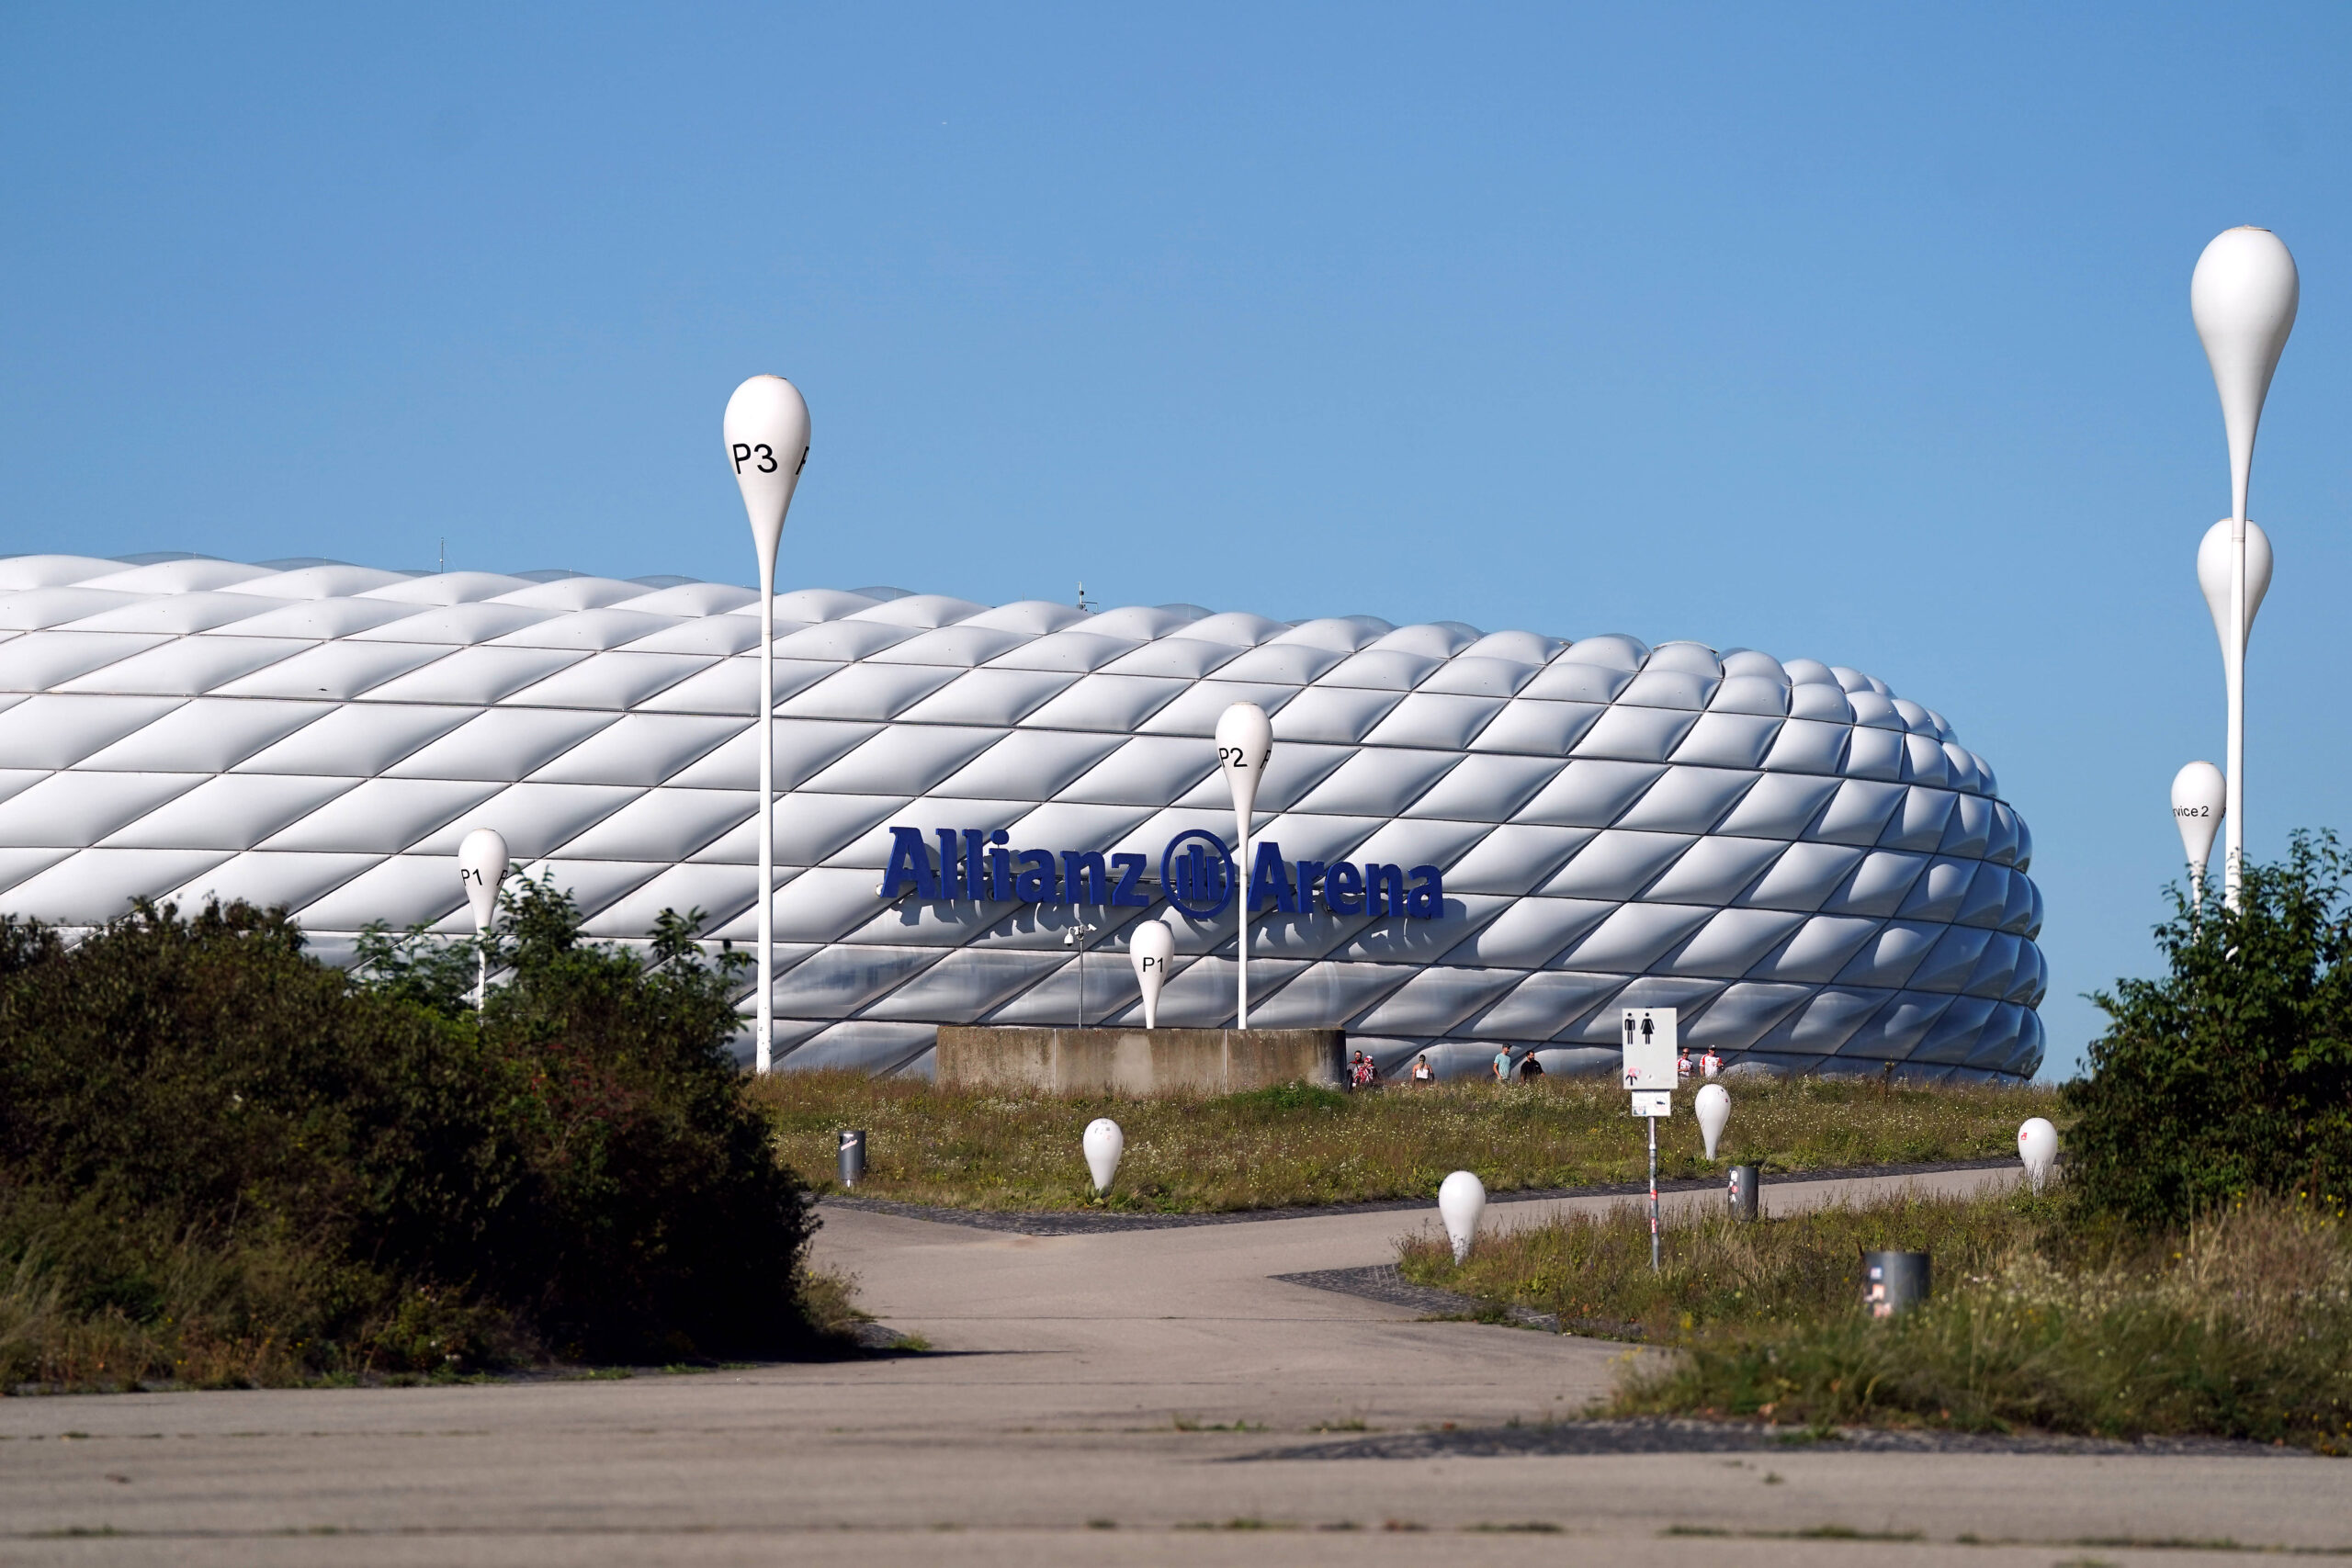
xmin=2068 ymin=831 xmax=2352 ymax=1227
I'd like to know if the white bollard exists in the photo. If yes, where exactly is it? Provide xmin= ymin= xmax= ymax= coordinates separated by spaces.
xmin=1438 ymin=1170 xmax=1486 ymax=1264
xmin=2018 ymin=1117 xmax=2059 ymax=1194
xmin=1694 ymin=1082 xmax=1731 ymax=1162
xmin=1083 ymin=1118 xmax=1125 ymax=1193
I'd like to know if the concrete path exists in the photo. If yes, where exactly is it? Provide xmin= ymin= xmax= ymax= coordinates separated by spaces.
xmin=3 ymin=1167 xmax=2345 ymax=1566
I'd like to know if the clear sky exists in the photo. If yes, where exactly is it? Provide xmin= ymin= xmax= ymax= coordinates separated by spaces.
xmin=4 ymin=5 xmax=2347 ymax=1077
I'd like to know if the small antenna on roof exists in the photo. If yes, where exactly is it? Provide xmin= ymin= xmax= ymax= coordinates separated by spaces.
xmin=1077 ymin=581 xmax=1096 ymax=613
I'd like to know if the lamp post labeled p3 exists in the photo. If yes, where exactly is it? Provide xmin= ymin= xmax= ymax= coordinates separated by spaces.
xmin=1215 ymin=702 xmax=1272 ymax=1029
xmin=724 ymin=376 xmax=811 ymax=1073
xmin=2190 ymin=227 xmax=2297 ymax=909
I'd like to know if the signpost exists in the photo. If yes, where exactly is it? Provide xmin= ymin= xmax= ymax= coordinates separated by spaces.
xmin=1622 ymin=1006 xmax=1678 ymax=1270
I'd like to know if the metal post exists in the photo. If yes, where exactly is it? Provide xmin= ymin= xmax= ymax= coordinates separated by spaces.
xmin=756 ymin=563 xmax=774 ymax=1072
xmin=2225 ymin=520 xmax=2245 ymax=909
xmin=1237 ymin=818 xmax=1250 ymax=1029
xmin=1648 ymin=1114 xmax=1660 ymax=1271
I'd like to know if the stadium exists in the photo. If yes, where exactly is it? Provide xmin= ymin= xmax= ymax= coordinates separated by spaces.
xmin=0 ymin=551 xmax=2045 ymax=1080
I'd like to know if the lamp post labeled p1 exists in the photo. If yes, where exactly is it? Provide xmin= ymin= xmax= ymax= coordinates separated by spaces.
xmin=458 ymin=827 xmax=508 ymax=1012
xmin=1215 ymin=702 xmax=1272 ymax=1029
xmin=724 ymin=375 xmax=811 ymax=1073
xmin=2190 ymin=227 xmax=2297 ymax=909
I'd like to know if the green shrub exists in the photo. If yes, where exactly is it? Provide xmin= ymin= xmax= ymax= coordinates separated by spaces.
xmin=0 ymin=884 xmax=818 ymax=1389
xmin=2067 ymin=832 xmax=2352 ymax=1228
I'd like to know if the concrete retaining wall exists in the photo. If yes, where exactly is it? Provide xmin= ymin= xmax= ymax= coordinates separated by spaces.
xmin=935 ymin=1026 xmax=1346 ymax=1095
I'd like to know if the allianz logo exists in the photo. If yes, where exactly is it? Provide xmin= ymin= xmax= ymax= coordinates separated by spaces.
xmin=881 ymin=826 xmax=1445 ymax=921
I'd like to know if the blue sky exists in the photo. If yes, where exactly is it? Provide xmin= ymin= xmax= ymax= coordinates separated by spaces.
xmin=4 ymin=5 xmax=2348 ymax=1077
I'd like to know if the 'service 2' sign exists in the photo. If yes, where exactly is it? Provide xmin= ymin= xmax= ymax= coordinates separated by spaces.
xmin=882 ymin=826 xmax=1444 ymax=920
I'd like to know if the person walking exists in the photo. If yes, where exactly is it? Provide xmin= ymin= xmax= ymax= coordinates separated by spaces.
xmin=1491 ymin=1045 xmax=1512 ymax=1082
xmin=1409 ymin=1054 xmax=1435 ymax=1086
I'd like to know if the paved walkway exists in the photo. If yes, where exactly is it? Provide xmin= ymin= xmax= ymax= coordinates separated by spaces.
xmin=2 ymin=1166 xmax=2345 ymax=1566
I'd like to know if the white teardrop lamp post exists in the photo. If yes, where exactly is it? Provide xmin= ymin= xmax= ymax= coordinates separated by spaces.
xmin=458 ymin=828 xmax=508 ymax=1012
xmin=1083 ymin=1118 xmax=1124 ymax=1194
xmin=2171 ymin=761 xmax=2226 ymax=908
xmin=1215 ymin=702 xmax=1272 ymax=1029
xmin=2190 ymin=227 xmax=2297 ymax=911
xmin=1438 ymin=1170 xmax=1486 ymax=1264
xmin=724 ymin=375 xmax=811 ymax=1074
xmin=1129 ymin=918 xmax=1174 ymax=1028
xmin=1694 ymin=1082 xmax=1731 ymax=1162
xmin=2018 ymin=1117 xmax=2059 ymax=1195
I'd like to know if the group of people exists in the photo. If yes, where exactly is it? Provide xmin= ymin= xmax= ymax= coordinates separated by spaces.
xmin=1346 ymin=1050 xmax=1442 ymax=1088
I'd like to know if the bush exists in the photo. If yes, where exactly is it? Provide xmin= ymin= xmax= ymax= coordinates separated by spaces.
xmin=0 ymin=884 xmax=819 ymax=1389
xmin=2067 ymin=832 xmax=2352 ymax=1228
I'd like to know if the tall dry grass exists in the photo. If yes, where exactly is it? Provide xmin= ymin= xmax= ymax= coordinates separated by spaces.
xmin=1400 ymin=1188 xmax=2352 ymax=1450
xmin=750 ymin=1071 xmax=2059 ymax=1213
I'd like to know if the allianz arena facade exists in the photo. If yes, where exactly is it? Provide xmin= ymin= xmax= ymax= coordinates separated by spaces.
xmin=0 ymin=552 xmax=2046 ymax=1081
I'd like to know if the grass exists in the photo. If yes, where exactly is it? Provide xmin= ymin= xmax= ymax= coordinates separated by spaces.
xmin=748 ymin=1071 xmax=2061 ymax=1213
xmin=1397 ymin=1188 xmax=2352 ymax=1451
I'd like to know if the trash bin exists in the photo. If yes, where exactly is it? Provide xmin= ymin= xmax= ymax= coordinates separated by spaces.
xmin=1726 ymin=1164 xmax=1761 ymax=1222
xmin=1861 ymin=1250 xmax=1929 ymax=1317
xmin=838 ymin=1129 xmax=867 ymax=1188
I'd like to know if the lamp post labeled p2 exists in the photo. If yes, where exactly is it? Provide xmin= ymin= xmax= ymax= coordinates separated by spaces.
xmin=1621 ymin=1006 xmax=1678 ymax=1272
xmin=2190 ymin=227 xmax=2297 ymax=909
xmin=724 ymin=375 xmax=811 ymax=1074
xmin=1215 ymin=702 xmax=1272 ymax=1029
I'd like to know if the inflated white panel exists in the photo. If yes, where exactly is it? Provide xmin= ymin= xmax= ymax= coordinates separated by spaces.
xmin=0 ymin=632 xmax=170 ymax=690
xmin=1362 ymin=693 xmax=1505 ymax=750
xmin=1641 ymin=836 xmax=1783 ymax=904
xmin=0 ymin=772 xmax=206 ymax=847
xmin=1613 ymin=767 xmax=1757 ymax=833
xmin=1419 ymin=657 xmax=1538 ymax=698
xmin=1440 ymin=897 xmax=1612 ymax=967
xmin=262 ymin=778 xmax=502 ymax=853
xmin=1668 ymin=908 xmax=1807 ymax=978
xmin=209 ymin=640 xmax=450 ymax=700
xmin=1266 ymin=684 xmax=1405 ymax=743
xmin=1439 ymin=824 xmax=1594 ymax=895
xmin=1320 ymin=649 xmax=1438 ymax=692
xmin=0 ymin=694 xmax=186 ymax=769
xmin=804 ymin=727 xmax=1001 ymax=796
xmin=233 ymin=704 xmax=477 ymax=777
xmin=1138 ymin=680 xmax=1301 ymax=739
xmin=6 ymin=847 xmax=234 ymax=924
xmin=0 ymin=556 xmax=2044 ymax=1080
xmin=98 ymin=774 xmax=356 ymax=851
xmin=502 ymin=652 xmax=711 ymax=711
xmin=1742 ymin=842 xmax=1866 ymax=912
xmin=386 ymin=709 xmax=616 ymax=782
xmin=57 ymin=637 xmax=304 ymax=695
xmin=1746 ymin=914 xmax=1879 ymax=984
xmin=1210 ymin=642 xmax=1346 ymax=684
xmin=1292 ymin=749 xmax=1462 ymax=817
xmin=1016 ymin=673 xmax=1186 ymax=732
xmin=933 ymin=730 xmax=1122 ymax=800
xmin=1555 ymin=903 xmax=1714 ymax=973
xmin=1540 ymin=830 xmax=1693 ymax=900
xmin=75 ymin=698 xmax=331 ymax=773
xmin=1402 ymin=754 xmax=1562 ymax=823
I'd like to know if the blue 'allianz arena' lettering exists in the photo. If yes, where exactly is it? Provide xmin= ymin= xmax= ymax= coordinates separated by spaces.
xmin=882 ymin=826 xmax=1442 ymax=919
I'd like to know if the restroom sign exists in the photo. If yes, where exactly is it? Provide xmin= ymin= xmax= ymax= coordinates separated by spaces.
xmin=1621 ymin=1007 xmax=1679 ymax=1093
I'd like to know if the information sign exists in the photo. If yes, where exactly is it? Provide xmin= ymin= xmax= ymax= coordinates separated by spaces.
xmin=1620 ymin=1007 xmax=1679 ymax=1092
xmin=1631 ymin=1090 xmax=1673 ymax=1118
